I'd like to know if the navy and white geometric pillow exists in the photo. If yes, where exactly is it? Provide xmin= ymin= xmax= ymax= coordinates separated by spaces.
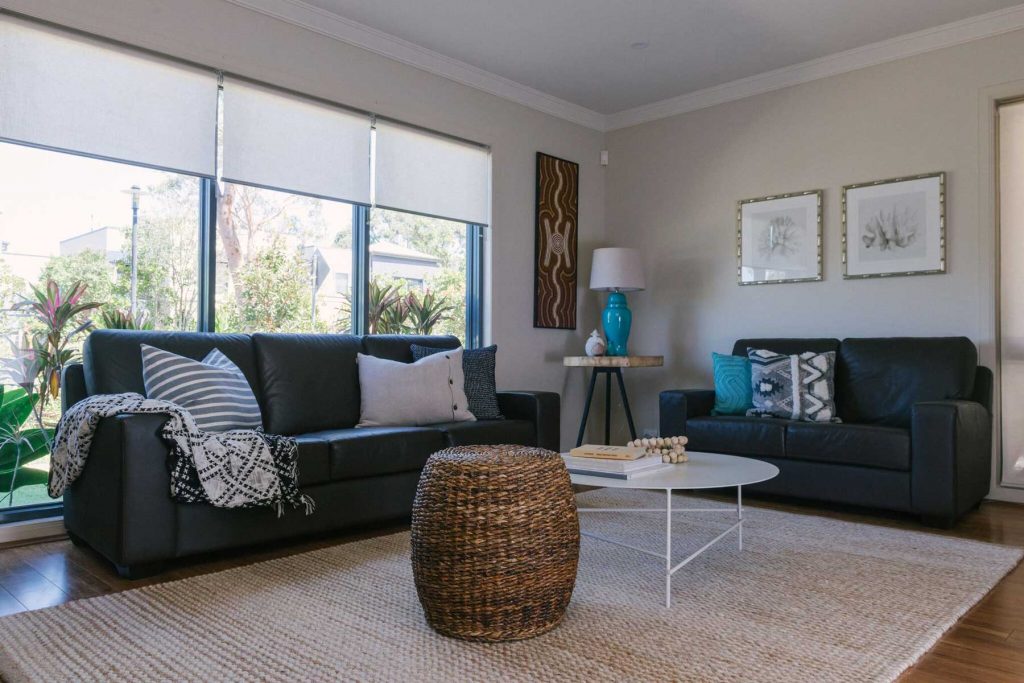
xmin=140 ymin=344 xmax=263 ymax=432
xmin=746 ymin=348 xmax=839 ymax=422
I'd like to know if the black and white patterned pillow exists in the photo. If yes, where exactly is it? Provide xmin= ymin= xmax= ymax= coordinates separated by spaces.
xmin=140 ymin=344 xmax=263 ymax=432
xmin=746 ymin=348 xmax=839 ymax=422
xmin=410 ymin=344 xmax=504 ymax=420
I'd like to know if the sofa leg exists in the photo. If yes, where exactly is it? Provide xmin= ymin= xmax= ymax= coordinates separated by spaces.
xmin=66 ymin=531 xmax=88 ymax=548
xmin=921 ymin=515 xmax=955 ymax=529
xmin=115 ymin=562 xmax=165 ymax=580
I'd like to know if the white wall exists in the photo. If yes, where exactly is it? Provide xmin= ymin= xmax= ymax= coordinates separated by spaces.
xmin=605 ymin=29 xmax=1024 ymax=501
xmin=5 ymin=0 xmax=607 ymax=450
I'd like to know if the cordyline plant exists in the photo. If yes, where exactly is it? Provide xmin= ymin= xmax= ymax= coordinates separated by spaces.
xmin=342 ymin=279 xmax=455 ymax=335
xmin=101 ymin=307 xmax=153 ymax=330
xmin=16 ymin=280 xmax=101 ymax=424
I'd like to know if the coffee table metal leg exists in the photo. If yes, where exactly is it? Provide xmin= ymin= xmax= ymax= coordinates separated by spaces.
xmin=737 ymin=485 xmax=743 ymax=551
xmin=665 ymin=489 xmax=672 ymax=609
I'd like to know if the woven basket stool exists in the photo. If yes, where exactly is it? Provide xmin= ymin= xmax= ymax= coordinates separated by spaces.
xmin=411 ymin=445 xmax=580 ymax=642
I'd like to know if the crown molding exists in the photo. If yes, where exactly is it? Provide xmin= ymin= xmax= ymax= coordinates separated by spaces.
xmin=223 ymin=0 xmax=607 ymax=131
xmin=223 ymin=0 xmax=1024 ymax=133
xmin=605 ymin=3 xmax=1024 ymax=131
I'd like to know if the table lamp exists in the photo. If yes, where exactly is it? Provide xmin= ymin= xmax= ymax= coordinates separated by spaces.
xmin=589 ymin=247 xmax=645 ymax=356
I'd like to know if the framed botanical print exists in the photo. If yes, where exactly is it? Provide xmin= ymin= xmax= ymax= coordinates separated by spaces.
xmin=842 ymin=172 xmax=945 ymax=279
xmin=737 ymin=189 xmax=823 ymax=285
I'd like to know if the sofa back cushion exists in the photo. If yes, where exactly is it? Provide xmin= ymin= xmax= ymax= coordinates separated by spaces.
xmin=84 ymin=330 xmax=259 ymax=400
xmin=361 ymin=334 xmax=460 ymax=362
xmin=732 ymin=338 xmax=840 ymax=358
xmin=837 ymin=337 xmax=977 ymax=427
xmin=252 ymin=333 xmax=362 ymax=435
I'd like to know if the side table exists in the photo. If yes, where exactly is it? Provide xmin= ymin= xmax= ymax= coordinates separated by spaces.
xmin=564 ymin=355 xmax=664 ymax=447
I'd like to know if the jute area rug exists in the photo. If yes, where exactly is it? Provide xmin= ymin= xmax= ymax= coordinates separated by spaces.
xmin=0 ymin=489 xmax=1019 ymax=682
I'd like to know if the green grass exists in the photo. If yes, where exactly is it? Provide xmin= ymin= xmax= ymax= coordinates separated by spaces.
xmin=5 ymin=484 xmax=58 ymax=508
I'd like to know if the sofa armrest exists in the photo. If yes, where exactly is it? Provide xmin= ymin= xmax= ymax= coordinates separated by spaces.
xmin=497 ymin=391 xmax=560 ymax=452
xmin=62 ymin=413 xmax=178 ymax=569
xmin=659 ymin=389 xmax=715 ymax=437
xmin=61 ymin=362 xmax=87 ymax=413
xmin=911 ymin=400 xmax=992 ymax=525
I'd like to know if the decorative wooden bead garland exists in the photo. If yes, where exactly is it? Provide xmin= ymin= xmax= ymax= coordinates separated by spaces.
xmin=627 ymin=436 xmax=689 ymax=464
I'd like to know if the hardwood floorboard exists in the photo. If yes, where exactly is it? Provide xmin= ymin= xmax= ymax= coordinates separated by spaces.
xmin=0 ymin=498 xmax=1019 ymax=681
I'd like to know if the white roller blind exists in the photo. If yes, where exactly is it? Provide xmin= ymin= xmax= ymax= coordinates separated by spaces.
xmin=0 ymin=17 xmax=218 ymax=176
xmin=375 ymin=120 xmax=490 ymax=225
xmin=222 ymin=79 xmax=371 ymax=204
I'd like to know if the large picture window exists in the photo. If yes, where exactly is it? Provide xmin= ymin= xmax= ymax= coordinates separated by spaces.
xmin=0 ymin=14 xmax=490 ymax=521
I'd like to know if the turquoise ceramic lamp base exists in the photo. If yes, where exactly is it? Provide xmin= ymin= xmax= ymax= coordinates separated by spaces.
xmin=602 ymin=291 xmax=632 ymax=356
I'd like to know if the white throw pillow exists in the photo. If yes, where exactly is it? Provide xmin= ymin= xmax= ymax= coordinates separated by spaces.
xmin=356 ymin=349 xmax=476 ymax=427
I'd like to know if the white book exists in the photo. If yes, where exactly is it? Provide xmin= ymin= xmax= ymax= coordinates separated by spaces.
xmin=565 ymin=461 xmax=671 ymax=480
xmin=561 ymin=454 xmax=665 ymax=474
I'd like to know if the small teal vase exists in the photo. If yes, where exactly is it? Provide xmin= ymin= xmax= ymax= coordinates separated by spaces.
xmin=602 ymin=291 xmax=632 ymax=356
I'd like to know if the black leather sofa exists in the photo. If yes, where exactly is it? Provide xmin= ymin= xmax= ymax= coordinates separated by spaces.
xmin=660 ymin=337 xmax=992 ymax=527
xmin=61 ymin=330 xmax=559 ymax=577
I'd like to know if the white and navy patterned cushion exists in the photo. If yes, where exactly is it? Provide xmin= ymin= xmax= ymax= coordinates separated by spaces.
xmin=746 ymin=348 xmax=839 ymax=423
xmin=140 ymin=344 xmax=263 ymax=432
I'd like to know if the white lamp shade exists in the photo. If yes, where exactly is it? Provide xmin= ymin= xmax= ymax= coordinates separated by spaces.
xmin=590 ymin=248 xmax=646 ymax=292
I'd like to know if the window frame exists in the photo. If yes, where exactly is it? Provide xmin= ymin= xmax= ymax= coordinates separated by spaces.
xmin=195 ymin=190 xmax=483 ymax=345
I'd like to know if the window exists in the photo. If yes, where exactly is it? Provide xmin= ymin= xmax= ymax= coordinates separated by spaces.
xmin=0 ymin=142 xmax=202 ymax=515
xmin=368 ymin=208 xmax=468 ymax=340
xmin=213 ymin=183 xmax=354 ymax=334
xmin=0 ymin=14 xmax=489 ymax=525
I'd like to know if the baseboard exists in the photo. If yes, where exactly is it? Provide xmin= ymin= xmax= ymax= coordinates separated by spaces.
xmin=0 ymin=516 xmax=66 ymax=546
xmin=986 ymin=486 xmax=1024 ymax=505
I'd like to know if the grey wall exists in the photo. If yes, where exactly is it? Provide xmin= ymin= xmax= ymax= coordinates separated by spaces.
xmin=605 ymin=29 xmax=1024 ymax=500
xmin=7 ymin=0 xmax=607 ymax=450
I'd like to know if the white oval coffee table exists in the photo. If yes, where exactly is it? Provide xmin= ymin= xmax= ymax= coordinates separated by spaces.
xmin=570 ymin=451 xmax=779 ymax=608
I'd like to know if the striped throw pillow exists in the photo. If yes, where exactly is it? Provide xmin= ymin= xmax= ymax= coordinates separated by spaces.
xmin=140 ymin=344 xmax=263 ymax=432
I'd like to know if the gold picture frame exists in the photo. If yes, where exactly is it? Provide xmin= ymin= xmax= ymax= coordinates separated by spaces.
xmin=737 ymin=189 xmax=823 ymax=285
xmin=841 ymin=172 xmax=946 ymax=279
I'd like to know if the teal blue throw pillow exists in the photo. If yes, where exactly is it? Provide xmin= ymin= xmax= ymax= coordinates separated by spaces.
xmin=711 ymin=352 xmax=754 ymax=416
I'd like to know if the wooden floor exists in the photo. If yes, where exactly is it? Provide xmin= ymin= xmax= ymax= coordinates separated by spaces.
xmin=0 ymin=497 xmax=1021 ymax=681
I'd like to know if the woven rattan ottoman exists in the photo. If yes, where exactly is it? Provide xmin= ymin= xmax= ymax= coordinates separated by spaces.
xmin=411 ymin=445 xmax=580 ymax=642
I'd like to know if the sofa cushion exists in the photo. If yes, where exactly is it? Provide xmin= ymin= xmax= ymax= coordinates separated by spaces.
xmin=140 ymin=345 xmax=263 ymax=432
xmin=432 ymin=419 xmax=535 ymax=447
xmin=305 ymin=426 xmax=446 ymax=481
xmin=837 ymin=337 xmax=977 ymax=427
xmin=293 ymin=434 xmax=331 ymax=487
xmin=732 ymin=338 xmax=840 ymax=357
xmin=685 ymin=416 xmax=787 ymax=457
xmin=412 ymin=344 xmax=503 ymax=420
xmin=786 ymin=422 xmax=910 ymax=471
xmin=252 ymin=333 xmax=362 ymax=435
xmin=361 ymin=334 xmax=460 ymax=363
xmin=84 ymin=330 xmax=258 ymax=399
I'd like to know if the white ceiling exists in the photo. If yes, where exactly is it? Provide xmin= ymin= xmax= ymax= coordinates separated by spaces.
xmin=300 ymin=0 xmax=1022 ymax=115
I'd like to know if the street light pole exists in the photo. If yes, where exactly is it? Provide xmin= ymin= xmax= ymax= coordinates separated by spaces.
xmin=129 ymin=185 xmax=140 ymax=319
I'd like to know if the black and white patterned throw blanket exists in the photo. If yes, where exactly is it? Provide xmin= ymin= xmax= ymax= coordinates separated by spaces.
xmin=49 ymin=393 xmax=314 ymax=516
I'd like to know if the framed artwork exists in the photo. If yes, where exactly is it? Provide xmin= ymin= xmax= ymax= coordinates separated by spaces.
xmin=534 ymin=152 xmax=579 ymax=329
xmin=737 ymin=189 xmax=823 ymax=285
xmin=842 ymin=172 xmax=945 ymax=279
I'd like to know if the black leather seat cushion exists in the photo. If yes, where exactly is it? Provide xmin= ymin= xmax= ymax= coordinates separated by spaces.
xmin=732 ymin=338 xmax=840 ymax=357
xmin=293 ymin=434 xmax=331 ymax=487
xmin=361 ymin=334 xmax=460 ymax=362
xmin=686 ymin=416 xmax=787 ymax=457
xmin=432 ymin=419 xmax=535 ymax=447
xmin=786 ymin=422 xmax=910 ymax=471
xmin=305 ymin=426 xmax=447 ymax=481
xmin=83 ymin=330 xmax=259 ymax=398
xmin=838 ymin=337 xmax=977 ymax=427
xmin=252 ymin=333 xmax=362 ymax=435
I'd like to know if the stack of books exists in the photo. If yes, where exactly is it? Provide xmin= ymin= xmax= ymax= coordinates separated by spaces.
xmin=562 ymin=444 xmax=669 ymax=480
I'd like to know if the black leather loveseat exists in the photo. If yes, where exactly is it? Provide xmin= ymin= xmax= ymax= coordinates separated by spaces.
xmin=660 ymin=337 xmax=992 ymax=527
xmin=61 ymin=330 xmax=559 ymax=577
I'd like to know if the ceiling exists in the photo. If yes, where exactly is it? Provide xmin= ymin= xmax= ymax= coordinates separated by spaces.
xmin=301 ymin=0 xmax=1022 ymax=115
